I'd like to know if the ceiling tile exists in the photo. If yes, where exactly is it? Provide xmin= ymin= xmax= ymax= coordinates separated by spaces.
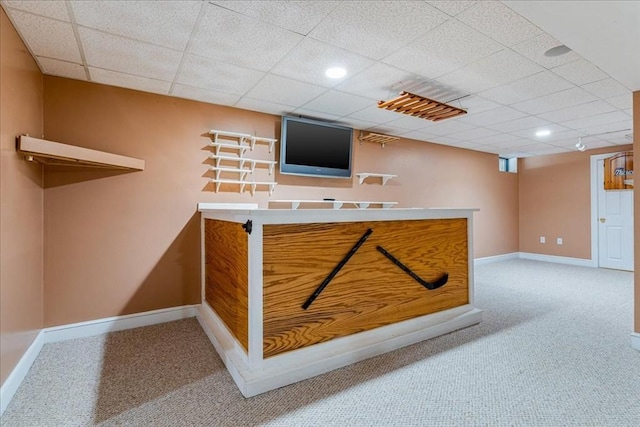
xmin=3 ymin=0 xmax=69 ymax=21
xmin=422 ymin=120 xmax=475 ymax=136
xmin=338 ymin=118 xmax=379 ymax=132
xmin=301 ymin=90 xmax=373 ymax=117
xmin=79 ymin=28 xmax=182 ymax=81
xmin=209 ymin=1 xmax=338 ymax=35
xmin=308 ymin=1 xmax=448 ymax=60
xmin=457 ymin=96 xmax=501 ymax=114
xmin=289 ymin=108 xmax=343 ymax=122
xmin=457 ymin=1 xmax=542 ymax=46
xmin=189 ymin=3 xmax=303 ymax=72
xmin=535 ymin=129 xmax=584 ymax=143
xmin=7 ymin=10 xmax=81 ymax=62
xmin=243 ymin=74 xmax=326 ymax=106
xmin=437 ymin=48 xmax=543 ymax=93
xmin=382 ymin=19 xmax=503 ymax=78
xmin=386 ymin=116 xmax=437 ymax=131
xmin=582 ymin=78 xmax=630 ymax=99
xmin=523 ymin=145 xmax=571 ymax=156
xmin=269 ymin=38 xmax=374 ymax=88
xmin=606 ymin=93 xmax=633 ymax=110
xmin=458 ymin=105 xmax=527 ymax=126
xmin=336 ymin=63 xmax=413 ymax=101
xmin=401 ymin=130 xmax=440 ymax=141
xmin=470 ymin=133 xmax=516 ymax=145
xmin=450 ymin=127 xmax=500 ymax=141
xmin=37 ymin=57 xmax=86 ymax=80
xmin=234 ymin=97 xmax=296 ymax=117
xmin=575 ymin=139 xmax=616 ymax=150
xmin=560 ymin=111 xmax=631 ymax=130
xmin=536 ymin=100 xmax=616 ymax=123
xmin=509 ymin=123 xmax=570 ymax=139
xmin=551 ymin=58 xmax=609 ymax=85
xmin=426 ymin=1 xmax=477 ymax=16
xmin=485 ymin=115 xmax=550 ymax=133
xmin=171 ymin=84 xmax=241 ymax=106
xmin=511 ymin=33 xmax=581 ymax=68
xmin=345 ymin=104 xmax=401 ymax=124
xmin=511 ymin=87 xmax=597 ymax=115
xmin=430 ymin=136 xmax=467 ymax=145
xmin=480 ymin=71 xmax=573 ymax=105
xmin=576 ymin=119 xmax=633 ymax=136
xmin=176 ymin=54 xmax=264 ymax=96
xmin=89 ymin=67 xmax=171 ymax=95
xmin=71 ymin=0 xmax=202 ymax=51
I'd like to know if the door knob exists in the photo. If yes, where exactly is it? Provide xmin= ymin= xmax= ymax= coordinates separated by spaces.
xmin=599 ymin=217 xmax=606 ymax=223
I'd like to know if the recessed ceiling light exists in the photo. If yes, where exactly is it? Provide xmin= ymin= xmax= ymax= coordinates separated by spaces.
xmin=544 ymin=44 xmax=572 ymax=57
xmin=325 ymin=67 xmax=347 ymax=79
xmin=536 ymin=129 xmax=551 ymax=137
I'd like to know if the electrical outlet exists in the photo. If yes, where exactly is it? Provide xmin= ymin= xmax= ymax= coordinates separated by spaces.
xmin=540 ymin=236 xmax=545 ymax=243
xmin=557 ymin=237 xmax=563 ymax=245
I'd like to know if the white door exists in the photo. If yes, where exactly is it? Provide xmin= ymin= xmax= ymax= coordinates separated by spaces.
xmin=597 ymin=159 xmax=634 ymax=270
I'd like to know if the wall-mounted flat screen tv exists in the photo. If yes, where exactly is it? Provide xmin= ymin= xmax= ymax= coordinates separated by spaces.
xmin=280 ymin=116 xmax=353 ymax=178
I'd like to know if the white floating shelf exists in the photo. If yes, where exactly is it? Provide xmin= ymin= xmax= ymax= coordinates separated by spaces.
xmin=209 ymin=142 xmax=250 ymax=156
xmin=209 ymin=166 xmax=250 ymax=180
xmin=210 ymin=179 xmax=277 ymax=196
xmin=209 ymin=154 xmax=277 ymax=175
xmin=269 ymin=200 xmax=398 ymax=210
xmin=209 ymin=129 xmax=277 ymax=152
xmin=356 ymin=172 xmax=397 ymax=185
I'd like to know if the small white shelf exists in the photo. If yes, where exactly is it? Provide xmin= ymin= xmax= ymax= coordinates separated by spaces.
xmin=209 ymin=154 xmax=277 ymax=175
xmin=269 ymin=199 xmax=398 ymax=210
xmin=210 ymin=179 xmax=277 ymax=196
xmin=356 ymin=173 xmax=397 ymax=185
xmin=209 ymin=142 xmax=250 ymax=156
xmin=209 ymin=166 xmax=250 ymax=180
xmin=209 ymin=129 xmax=277 ymax=153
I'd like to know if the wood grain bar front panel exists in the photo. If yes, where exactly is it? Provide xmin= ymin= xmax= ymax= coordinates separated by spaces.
xmin=263 ymin=219 xmax=468 ymax=358
xmin=205 ymin=219 xmax=249 ymax=351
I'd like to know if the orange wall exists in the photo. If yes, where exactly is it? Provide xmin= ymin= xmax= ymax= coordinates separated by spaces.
xmin=0 ymin=9 xmax=44 ymax=385
xmin=634 ymin=91 xmax=639 ymax=334
xmin=42 ymin=76 xmax=518 ymax=327
xmin=519 ymin=145 xmax=632 ymax=259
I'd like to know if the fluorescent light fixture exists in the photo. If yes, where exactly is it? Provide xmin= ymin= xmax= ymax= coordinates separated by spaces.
xmin=535 ymin=129 xmax=551 ymax=137
xmin=325 ymin=67 xmax=346 ymax=79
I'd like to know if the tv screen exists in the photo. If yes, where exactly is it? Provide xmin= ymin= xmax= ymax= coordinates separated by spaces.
xmin=280 ymin=116 xmax=353 ymax=178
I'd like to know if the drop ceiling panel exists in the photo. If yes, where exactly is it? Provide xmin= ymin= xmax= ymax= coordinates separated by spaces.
xmin=308 ymin=1 xmax=448 ymax=60
xmin=422 ymin=120 xmax=475 ymax=136
xmin=209 ymin=1 xmax=338 ymax=35
xmin=456 ymin=1 xmax=542 ymax=46
xmin=509 ymin=123 xmax=569 ymax=139
xmin=171 ymin=84 xmax=241 ymax=106
xmin=606 ymin=94 xmax=633 ymax=110
xmin=401 ymin=130 xmax=440 ymax=142
xmin=469 ymin=133 xmax=516 ymax=146
xmin=458 ymin=96 xmax=501 ymax=114
xmin=511 ymin=33 xmax=581 ymax=68
xmin=537 ymin=100 xmax=616 ymax=123
xmin=289 ymin=108 xmax=342 ymax=122
xmin=71 ymin=0 xmax=202 ymax=51
xmin=382 ymin=19 xmax=503 ymax=78
xmin=345 ymin=104 xmax=400 ymax=124
xmin=426 ymin=1 xmax=478 ymax=17
xmin=301 ymin=90 xmax=373 ymax=117
xmin=89 ymin=67 xmax=171 ymax=95
xmin=8 ymin=10 xmax=81 ymax=62
xmin=188 ymin=3 xmax=303 ymax=72
xmin=386 ymin=116 xmax=437 ymax=131
xmin=37 ymin=57 xmax=86 ymax=80
xmin=269 ymin=38 xmax=374 ymax=88
xmin=511 ymin=87 xmax=598 ymax=115
xmin=234 ymin=97 xmax=296 ymax=117
xmin=3 ymin=0 xmax=69 ymax=21
xmin=559 ymin=111 xmax=631 ymax=131
xmin=480 ymin=71 xmax=573 ymax=105
xmin=243 ymin=74 xmax=326 ymax=106
xmin=574 ymin=120 xmax=632 ymax=137
xmin=551 ymin=58 xmax=609 ymax=86
xmin=336 ymin=63 xmax=413 ymax=101
xmin=176 ymin=54 xmax=264 ymax=95
xmin=79 ymin=27 xmax=182 ymax=81
xmin=458 ymin=105 xmax=527 ymax=126
xmin=485 ymin=116 xmax=550 ymax=133
xmin=437 ymin=48 xmax=544 ymax=93
xmin=582 ymin=78 xmax=630 ymax=99
xmin=450 ymin=127 xmax=500 ymax=141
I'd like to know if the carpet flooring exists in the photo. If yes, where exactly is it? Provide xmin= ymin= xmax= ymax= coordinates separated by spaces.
xmin=1 ymin=259 xmax=639 ymax=426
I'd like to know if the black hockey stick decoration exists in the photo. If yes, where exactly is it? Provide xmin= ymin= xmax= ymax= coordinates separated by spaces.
xmin=376 ymin=246 xmax=448 ymax=290
xmin=302 ymin=228 xmax=373 ymax=310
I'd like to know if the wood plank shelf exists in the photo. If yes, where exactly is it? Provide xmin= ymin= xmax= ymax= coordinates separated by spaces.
xmin=17 ymin=135 xmax=145 ymax=171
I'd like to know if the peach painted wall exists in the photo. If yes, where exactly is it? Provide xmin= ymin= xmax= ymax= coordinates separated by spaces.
xmin=42 ymin=76 xmax=518 ymax=327
xmin=0 ymin=9 xmax=44 ymax=385
xmin=519 ymin=145 xmax=632 ymax=259
xmin=634 ymin=91 xmax=639 ymax=334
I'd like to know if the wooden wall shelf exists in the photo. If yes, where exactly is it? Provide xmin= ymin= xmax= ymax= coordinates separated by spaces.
xmin=17 ymin=135 xmax=145 ymax=170
xmin=359 ymin=132 xmax=399 ymax=148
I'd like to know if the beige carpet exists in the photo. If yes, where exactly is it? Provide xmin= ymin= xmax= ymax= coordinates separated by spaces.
xmin=2 ymin=259 xmax=639 ymax=426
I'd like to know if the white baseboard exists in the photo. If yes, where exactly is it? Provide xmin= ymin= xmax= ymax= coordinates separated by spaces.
xmin=474 ymin=252 xmax=519 ymax=266
xmin=632 ymin=332 xmax=640 ymax=351
xmin=0 ymin=305 xmax=197 ymax=416
xmin=0 ymin=331 xmax=44 ymax=416
xmin=518 ymin=252 xmax=596 ymax=268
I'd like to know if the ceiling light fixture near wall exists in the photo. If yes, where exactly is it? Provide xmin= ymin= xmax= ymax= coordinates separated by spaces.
xmin=544 ymin=44 xmax=572 ymax=57
xmin=535 ymin=129 xmax=551 ymax=137
xmin=325 ymin=67 xmax=347 ymax=79
xmin=575 ymin=138 xmax=586 ymax=152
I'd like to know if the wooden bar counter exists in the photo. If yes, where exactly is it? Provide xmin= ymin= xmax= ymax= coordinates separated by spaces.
xmin=197 ymin=204 xmax=482 ymax=397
